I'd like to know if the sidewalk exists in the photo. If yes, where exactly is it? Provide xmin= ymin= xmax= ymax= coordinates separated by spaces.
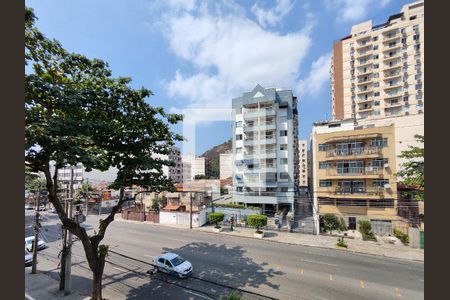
xmin=116 ymin=216 xmax=424 ymax=262
xmin=25 ymin=269 xmax=89 ymax=300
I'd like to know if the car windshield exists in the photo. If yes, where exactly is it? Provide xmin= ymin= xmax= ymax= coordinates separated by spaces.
xmin=170 ymin=256 xmax=186 ymax=266
xmin=25 ymin=250 xmax=29 ymax=256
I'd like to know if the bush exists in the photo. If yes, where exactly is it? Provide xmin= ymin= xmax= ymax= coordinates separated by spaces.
xmin=247 ymin=215 xmax=268 ymax=234
xmin=208 ymin=212 xmax=224 ymax=228
xmin=393 ymin=229 xmax=409 ymax=245
xmin=321 ymin=214 xmax=347 ymax=234
xmin=214 ymin=203 xmax=260 ymax=210
xmin=358 ymin=220 xmax=377 ymax=241
xmin=220 ymin=291 xmax=242 ymax=300
xmin=336 ymin=237 xmax=348 ymax=248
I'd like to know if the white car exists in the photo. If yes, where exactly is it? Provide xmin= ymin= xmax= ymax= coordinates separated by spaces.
xmin=25 ymin=249 xmax=33 ymax=266
xmin=38 ymin=205 xmax=46 ymax=211
xmin=25 ymin=204 xmax=34 ymax=210
xmin=153 ymin=252 xmax=193 ymax=278
xmin=25 ymin=236 xmax=46 ymax=252
xmin=48 ymin=207 xmax=56 ymax=213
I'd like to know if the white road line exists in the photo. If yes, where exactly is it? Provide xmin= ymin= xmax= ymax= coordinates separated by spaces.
xmin=300 ymin=259 xmax=338 ymax=267
xmin=25 ymin=293 xmax=37 ymax=300
xmin=184 ymin=290 xmax=214 ymax=300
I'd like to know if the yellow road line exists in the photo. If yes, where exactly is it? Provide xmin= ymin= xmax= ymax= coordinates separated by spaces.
xmin=300 ymin=268 xmax=304 ymax=275
xmin=329 ymin=274 xmax=333 ymax=281
xmin=360 ymin=281 xmax=365 ymax=288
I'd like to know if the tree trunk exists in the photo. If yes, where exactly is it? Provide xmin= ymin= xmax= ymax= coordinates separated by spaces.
xmin=91 ymin=271 xmax=103 ymax=300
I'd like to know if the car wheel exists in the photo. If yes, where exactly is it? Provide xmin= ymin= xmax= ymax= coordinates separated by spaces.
xmin=178 ymin=273 xmax=184 ymax=279
xmin=156 ymin=266 xmax=161 ymax=273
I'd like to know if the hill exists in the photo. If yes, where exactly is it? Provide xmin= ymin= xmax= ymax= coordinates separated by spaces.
xmin=201 ymin=139 xmax=232 ymax=179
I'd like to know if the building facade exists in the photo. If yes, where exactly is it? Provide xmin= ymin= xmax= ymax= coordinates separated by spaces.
xmin=182 ymin=155 xmax=206 ymax=181
xmin=57 ymin=165 xmax=84 ymax=194
xmin=219 ymin=152 xmax=233 ymax=180
xmin=331 ymin=1 xmax=424 ymax=121
xmin=153 ymin=145 xmax=183 ymax=183
xmin=298 ymin=140 xmax=308 ymax=187
xmin=232 ymin=84 xmax=299 ymax=213
xmin=311 ymin=119 xmax=408 ymax=234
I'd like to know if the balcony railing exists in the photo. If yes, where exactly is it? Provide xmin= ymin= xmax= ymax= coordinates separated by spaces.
xmin=326 ymin=147 xmax=382 ymax=158
xmin=325 ymin=167 xmax=384 ymax=176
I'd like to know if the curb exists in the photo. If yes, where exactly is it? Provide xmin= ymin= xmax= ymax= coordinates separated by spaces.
xmin=114 ymin=218 xmax=424 ymax=263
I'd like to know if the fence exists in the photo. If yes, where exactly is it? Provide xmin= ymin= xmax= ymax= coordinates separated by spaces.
xmin=121 ymin=208 xmax=159 ymax=223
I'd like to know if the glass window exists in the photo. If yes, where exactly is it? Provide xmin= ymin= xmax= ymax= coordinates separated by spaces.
xmin=318 ymin=144 xmax=331 ymax=151
xmin=413 ymin=34 xmax=420 ymax=40
xmin=280 ymin=158 xmax=288 ymax=165
xmin=374 ymin=92 xmax=380 ymax=97
xmin=319 ymin=180 xmax=332 ymax=187
xmin=319 ymin=162 xmax=331 ymax=169
xmin=236 ymin=134 xmax=242 ymax=141
xmin=236 ymin=121 xmax=242 ymax=128
xmin=279 ymin=172 xmax=289 ymax=180
xmin=373 ymin=64 xmax=379 ymax=69
xmin=370 ymin=138 xmax=388 ymax=148
xmin=236 ymin=147 xmax=242 ymax=153
xmin=415 ymin=83 xmax=422 ymax=90
xmin=372 ymin=179 xmax=389 ymax=187
xmin=373 ymin=45 xmax=378 ymax=50
xmin=279 ymin=130 xmax=288 ymax=137
xmin=280 ymin=144 xmax=287 ymax=151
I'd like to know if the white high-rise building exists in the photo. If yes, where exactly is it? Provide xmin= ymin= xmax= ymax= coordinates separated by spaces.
xmin=182 ymin=155 xmax=206 ymax=181
xmin=219 ymin=152 xmax=233 ymax=180
xmin=153 ymin=145 xmax=183 ymax=183
xmin=232 ymin=84 xmax=299 ymax=213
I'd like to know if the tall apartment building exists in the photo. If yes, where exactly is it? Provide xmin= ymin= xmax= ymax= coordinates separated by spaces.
xmin=311 ymin=119 xmax=407 ymax=235
xmin=219 ymin=152 xmax=233 ymax=180
xmin=58 ymin=165 xmax=84 ymax=193
xmin=152 ymin=145 xmax=183 ymax=183
xmin=331 ymin=1 xmax=424 ymax=121
xmin=182 ymin=155 xmax=206 ymax=181
xmin=232 ymin=84 xmax=299 ymax=214
xmin=298 ymin=140 xmax=308 ymax=187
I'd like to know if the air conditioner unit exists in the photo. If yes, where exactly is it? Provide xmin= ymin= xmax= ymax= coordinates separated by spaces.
xmin=384 ymin=183 xmax=391 ymax=189
xmin=384 ymin=163 xmax=389 ymax=168
xmin=367 ymin=166 xmax=373 ymax=171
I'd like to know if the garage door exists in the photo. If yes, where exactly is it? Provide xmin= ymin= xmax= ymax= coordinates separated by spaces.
xmin=370 ymin=219 xmax=392 ymax=236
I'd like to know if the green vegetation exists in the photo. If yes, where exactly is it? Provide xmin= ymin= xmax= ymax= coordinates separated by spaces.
xmin=247 ymin=215 xmax=268 ymax=234
xmin=358 ymin=220 xmax=377 ymax=241
xmin=320 ymin=214 xmax=347 ymax=234
xmin=194 ymin=174 xmax=207 ymax=180
xmin=393 ymin=229 xmax=409 ymax=245
xmin=397 ymin=134 xmax=424 ymax=201
xmin=336 ymin=237 xmax=348 ymax=248
xmin=208 ymin=212 xmax=225 ymax=229
xmin=25 ymin=6 xmax=182 ymax=300
xmin=213 ymin=202 xmax=260 ymax=210
xmin=220 ymin=291 xmax=242 ymax=300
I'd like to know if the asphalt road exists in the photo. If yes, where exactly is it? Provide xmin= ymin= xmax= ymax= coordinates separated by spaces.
xmin=25 ymin=211 xmax=424 ymax=300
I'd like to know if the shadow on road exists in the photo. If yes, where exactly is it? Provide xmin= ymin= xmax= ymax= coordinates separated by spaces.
xmin=126 ymin=242 xmax=284 ymax=299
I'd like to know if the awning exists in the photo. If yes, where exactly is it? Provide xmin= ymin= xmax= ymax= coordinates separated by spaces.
xmin=324 ymin=133 xmax=381 ymax=142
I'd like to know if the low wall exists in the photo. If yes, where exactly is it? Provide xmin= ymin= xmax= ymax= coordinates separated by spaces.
xmin=121 ymin=209 xmax=159 ymax=223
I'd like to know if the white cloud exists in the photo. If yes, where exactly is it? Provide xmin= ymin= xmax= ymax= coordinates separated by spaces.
xmin=296 ymin=52 xmax=331 ymax=97
xmin=251 ymin=0 xmax=296 ymax=28
xmin=161 ymin=3 xmax=311 ymax=109
xmin=326 ymin=0 xmax=390 ymax=23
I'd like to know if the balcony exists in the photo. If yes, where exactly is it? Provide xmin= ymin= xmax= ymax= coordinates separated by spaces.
xmin=325 ymin=167 xmax=384 ymax=177
xmin=384 ymin=83 xmax=402 ymax=90
xmin=384 ymin=63 xmax=401 ymax=71
xmin=260 ymin=137 xmax=277 ymax=145
xmin=243 ymin=139 xmax=258 ymax=146
xmin=383 ymin=34 xmax=400 ymax=43
xmin=356 ymin=42 xmax=372 ymax=50
xmin=356 ymin=78 xmax=373 ymax=85
xmin=356 ymin=60 xmax=372 ymax=68
xmin=357 ymin=98 xmax=374 ymax=104
xmin=356 ymin=69 xmax=372 ymax=77
xmin=383 ymin=44 xmax=401 ymax=52
xmin=356 ymin=50 xmax=372 ymax=58
xmin=384 ymin=72 xmax=401 ymax=80
xmin=384 ymin=102 xmax=403 ymax=109
xmin=358 ymin=106 xmax=374 ymax=112
xmin=326 ymin=147 xmax=382 ymax=158
xmin=356 ymin=88 xmax=373 ymax=95
xmin=383 ymin=54 xmax=400 ymax=62
xmin=260 ymin=108 xmax=276 ymax=116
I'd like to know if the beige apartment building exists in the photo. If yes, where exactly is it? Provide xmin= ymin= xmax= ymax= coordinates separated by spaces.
xmin=311 ymin=119 xmax=408 ymax=234
xmin=298 ymin=140 xmax=308 ymax=187
xmin=331 ymin=1 xmax=424 ymax=121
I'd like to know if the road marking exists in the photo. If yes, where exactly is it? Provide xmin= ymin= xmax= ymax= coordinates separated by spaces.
xmin=184 ymin=290 xmax=214 ymax=300
xmin=25 ymin=293 xmax=37 ymax=300
xmin=300 ymin=268 xmax=304 ymax=275
xmin=300 ymin=259 xmax=338 ymax=267
xmin=360 ymin=281 xmax=365 ymax=288
xmin=329 ymin=274 xmax=333 ymax=281
xmin=395 ymin=288 xmax=402 ymax=297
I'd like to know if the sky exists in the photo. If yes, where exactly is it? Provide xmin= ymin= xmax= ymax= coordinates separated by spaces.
xmin=26 ymin=0 xmax=412 ymax=162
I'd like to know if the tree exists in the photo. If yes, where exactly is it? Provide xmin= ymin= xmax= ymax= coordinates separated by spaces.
xmin=358 ymin=220 xmax=377 ymax=241
xmin=320 ymin=214 xmax=346 ymax=234
xmin=25 ymin=7 xmax=183 ymax=300
xmin=397 ymin=134 xmax=424 ymax=201
xmin=208 ymin=212 xmax=224 ymax=229
xmin=194 ymin=174 xmax=207 ymax=180
xmin=247 ymin=215 xmax=267 ymax=234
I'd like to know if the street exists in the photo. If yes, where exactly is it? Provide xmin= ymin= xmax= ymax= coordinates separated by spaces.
xmin=25 ymin=211 xmax=424 ymax=300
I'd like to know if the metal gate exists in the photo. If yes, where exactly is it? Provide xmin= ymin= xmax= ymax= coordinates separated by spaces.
xmin=176 ymin=213 xmax=190 ymax=226
xmin=370 ymin=219 xmax=392 ymax=236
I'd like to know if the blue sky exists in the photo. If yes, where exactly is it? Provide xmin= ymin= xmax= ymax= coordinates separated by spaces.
xmin=27 ymin=0 xmax=412 ymax=156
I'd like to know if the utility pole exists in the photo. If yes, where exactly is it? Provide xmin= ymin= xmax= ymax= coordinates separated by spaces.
xmin=31 ymin=181 xmax=41 ymax=274
xmin=85 ymin=179 xmax=89 ymax=216
xmin=64 ymin=167 xmax=74 ymax=295
xmin=189 ymin=192 xmax=193 ymax=229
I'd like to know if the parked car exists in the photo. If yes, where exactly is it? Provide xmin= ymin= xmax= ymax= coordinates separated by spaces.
xmin=153 ymin=252 xmax=193 ymax=278
xmin=38 ymin=205 xmax=46 ymax=211
xmin=48 ymin=206 xmax=56 ymax=213
xmin=25 ymin=204 xmax=34 ymax=210
xmin=25 ymin=249 xmax=33 ymax=266
xmin=24 ymin=236 xmax=46 ymax=252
